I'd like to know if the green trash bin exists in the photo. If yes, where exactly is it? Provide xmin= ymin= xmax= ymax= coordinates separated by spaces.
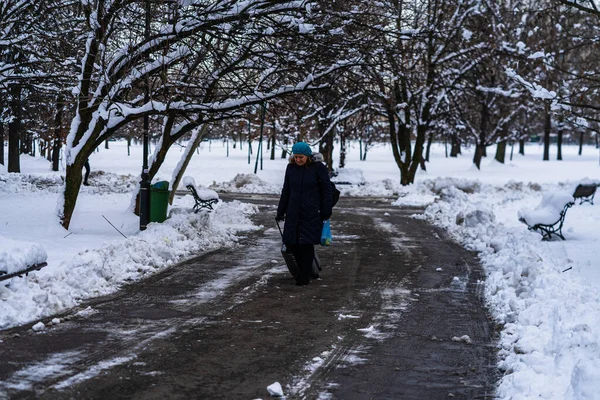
xmin=150 ymin=181 xmax=170 ymax=223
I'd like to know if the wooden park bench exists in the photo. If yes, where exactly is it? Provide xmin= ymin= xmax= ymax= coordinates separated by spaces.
xmin=181 ymin=176 xmax=219 ymax=213
xmin=1 ymin=236 xmax=48 ymax=282
xmin=572 ymin=183 xmax=597 ymax=205
xmin=518 ymin=192 xmax=575 ymax=241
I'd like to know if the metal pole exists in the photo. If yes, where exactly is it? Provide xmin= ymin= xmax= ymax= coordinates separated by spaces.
xmin=139 ymin=0 xmax=151 ymax=231
xmin=255 ymin=102 xmax=266 ymax=173
xmin=247 ymin=117 xmax=252 ymax=164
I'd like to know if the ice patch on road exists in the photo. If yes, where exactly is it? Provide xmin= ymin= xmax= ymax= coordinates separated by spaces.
xmin=52 ymin=355 xmax=137 ymax=389
xmin=0 ymin=350 xmax=81 ymax=392
xmin=337 ymin=314 xmax=360 ymax=320
xmin=287 ymin=345 xmax=337 ymax=397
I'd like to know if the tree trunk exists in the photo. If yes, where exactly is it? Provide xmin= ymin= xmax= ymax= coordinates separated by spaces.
xmin=474 ymin=101 xmax=488 ymax=170
xmin=495 ymin=141 xmax=506 ymax=164
xmin=60 ymin=159 xmax=86 ymax=229
xmin=425 ymin=131 xmax=433 ymax=162
xmin=543 ymin=101 xmax=551 ymax=161
xmin=281 ymin=136 xmax=288 ymax=159
xmin=40 ymin=140 xmax=46 ymax=158
xmin=270 ymin=125 xmax=276 ymax=160
xmin=387 ymin=102 xmax=408 ymax=185
xmin=557 ymin=128 xmax=563 ymax=160
xmin=8 ymin=86 xmax=22 ymax=173
xmin=318 ymin=122 xmax=334 ymax=172
xmin=519 ymin=139 xmax=525 ymax=155
xmin=22 ymin=131 xmax=32 ymax=155
xmin=127 ymin=136 xmax=132 ymax=156
xmin=105 ymin=139 xmax=109 ymax=149
xmin=407 ymin=122 xmax=427 ymax=184
xmin=578 ymin=132 xmax=584 ymax=155
xmin=0 ymin=122 xmax=4 ymax=166
xmin=52 ymin=95 xmax=64 ymax=172
xmin=19 ymin=130 xmax=27 ymax=155
xmin=450 ymin=133 xmax=461 ymax=157
xmin=339 ymin=127 xmax=346 ymax=169
xmin=473 ymin=143 xmax=485 ymax=169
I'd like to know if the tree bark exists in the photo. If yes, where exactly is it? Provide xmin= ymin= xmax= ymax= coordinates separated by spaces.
xmin=270 ymin=123 xmax=276 ymax=160
xmin=474 ymin=101 xmax=488 ymax=170
xmin=318 ymin=120 xmax=334 ymax=172
xmin=52 ymin=95 xmax=64 ymax=172
xmin=339 ymin=126 xmax=347 ymax=169
xmin=557 ymin=128 xmax=563 ymax=160
xmin=0 ymin=122 xmax=4 ymax=166
xmin=519 ymin=139 xmax=525 ymax=155
xmin=407 ymin=121 xmax=427 ymax=184
xmin=60 ymin=159 xmax=86 ymax=229
xmin=473 ymin=143 xmax=485 ymax=169
xmin=425 ymin=131 xmax=433 ymax=162
xmin=40 ymin=140 xmax=46 ymax=159
xmin=578 ymin=132 xmax=584 ymax=155
xmin=387 ymin=100 xmax=408 ymax=185
xmin=8 ymin=86 xmax=22 ymax=173
xmin=543 ymin=101 xmax=551 ymax=161
xmin=495 ymin=141 xmax=506 ymax=164
xmin=450 ymin=133 xmax=461 ymax=157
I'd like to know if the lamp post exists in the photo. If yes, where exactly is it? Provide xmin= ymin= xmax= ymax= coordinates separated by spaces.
xmin=139 ymin=0 xmax=151 ymax=230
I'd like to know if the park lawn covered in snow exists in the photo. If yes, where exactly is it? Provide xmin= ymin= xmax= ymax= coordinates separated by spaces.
xmin=1 ymin=140 xmax=600 ymax=399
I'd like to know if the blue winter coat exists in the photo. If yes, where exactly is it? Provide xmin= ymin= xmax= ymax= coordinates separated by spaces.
xmin=277 ymin=161 xmax=333 ymax=245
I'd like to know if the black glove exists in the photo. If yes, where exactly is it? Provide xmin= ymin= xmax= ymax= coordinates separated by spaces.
xmin=275 ymin=215 xmax=285 ymax=222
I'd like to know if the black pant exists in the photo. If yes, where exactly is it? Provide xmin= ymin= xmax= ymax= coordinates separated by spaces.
xmin=287 ymin=244 xmax=314 ymax=281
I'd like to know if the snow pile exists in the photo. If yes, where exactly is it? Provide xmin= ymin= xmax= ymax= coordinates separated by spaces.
xmin=332 ymin=168 xmax=366 ymax=185
xmin=209 ymin=173 xmax=280 ymax=194
xmin=0 ymin=174 xmax=64 ymax=194
xmin=0 ymin=171 xmax=139 ymax=194
xmin=417 ymin=178 xmax=600 ymax=399
xmin=81 ymin=171 xmax=139 ymax=193
xmin=0 ymin=236 xmax=47 ymax=274
xmin=0 ymin=201 xmax=258 ymax=329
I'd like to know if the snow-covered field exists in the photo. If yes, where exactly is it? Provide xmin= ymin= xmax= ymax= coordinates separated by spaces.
xmin=1 ymin=139 xmax=599 ymax=399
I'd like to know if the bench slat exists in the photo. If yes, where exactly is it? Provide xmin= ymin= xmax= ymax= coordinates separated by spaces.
xmin=0 ymin=262 xmax=48 ymax=283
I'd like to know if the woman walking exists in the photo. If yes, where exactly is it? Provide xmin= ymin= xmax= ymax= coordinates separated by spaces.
xmin=276 ymin=142 xmax=333 ymax=286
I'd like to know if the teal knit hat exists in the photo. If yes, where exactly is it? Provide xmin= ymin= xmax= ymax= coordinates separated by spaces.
xmin=292 ymin=142 xmax=312 ymax=156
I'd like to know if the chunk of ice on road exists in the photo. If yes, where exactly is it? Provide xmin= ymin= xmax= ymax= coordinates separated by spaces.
xmin=436 ymin=268 xmax=443 ymax=272
xmin=267 ymin=381 xmax=283 ymax=397
xmin=358 ymin=325 xmax=375 ymax=332
xmin=451 ymin=335 xmax=472 ymax=344
xmin=32 ymin=321 xmax=45 ymax=331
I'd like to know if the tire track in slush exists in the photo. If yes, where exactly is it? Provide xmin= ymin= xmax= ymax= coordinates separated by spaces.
xmin=291 ymin=208 xmax=423 ymax=399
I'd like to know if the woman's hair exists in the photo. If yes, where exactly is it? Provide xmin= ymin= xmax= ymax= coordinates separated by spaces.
xmin=289 ymin=154 xmax=314 ymax=166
